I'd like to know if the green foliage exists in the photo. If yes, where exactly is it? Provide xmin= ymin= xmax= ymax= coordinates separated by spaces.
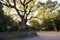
xmin=0 ymin=4 xmax=18 ymax=32
xmin=0 ymin=13 xmax=18 ymax=32
xmin=28 ymin=18 xmax=41 ymax=31
xmin=34 ymin=0 xmax=60 ymax=31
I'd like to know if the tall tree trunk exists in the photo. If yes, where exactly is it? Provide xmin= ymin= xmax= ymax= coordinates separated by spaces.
xmin=18 ymin=19 xmax=28 ymax=31
xmin=52 ymin=19 xmax=57 ymax=31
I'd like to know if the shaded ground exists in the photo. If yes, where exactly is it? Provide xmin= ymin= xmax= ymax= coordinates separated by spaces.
xmin=1 ymin=31 xmax=60 ymax=40
xmin=14 ymin=31 xmax=60 ymax=40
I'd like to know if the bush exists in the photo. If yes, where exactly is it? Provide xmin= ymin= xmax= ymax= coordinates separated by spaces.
xmin=0 ymin=4 xmax=18 ymax=32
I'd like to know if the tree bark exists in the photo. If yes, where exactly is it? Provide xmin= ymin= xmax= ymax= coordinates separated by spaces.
xmin=18 ymin=19 xmax=28 ymax=31
xmin=52 ymin=19 xmax=57 ymax=31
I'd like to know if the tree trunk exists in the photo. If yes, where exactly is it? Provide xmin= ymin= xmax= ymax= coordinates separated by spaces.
xmin=52 ymin=19 xmax=57 ymax=31
xmin=18 ymin=19 xmax=28 ymax=31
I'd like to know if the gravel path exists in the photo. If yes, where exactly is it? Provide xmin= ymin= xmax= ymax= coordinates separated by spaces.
xmin=1 ymin=32 xmax=60 ymax=40
xmin=15 ymin=32 xmax=60 ymax=40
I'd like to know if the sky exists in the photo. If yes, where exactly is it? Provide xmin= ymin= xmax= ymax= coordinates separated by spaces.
xmin=37 ymin=0 xmax=60 ymax=3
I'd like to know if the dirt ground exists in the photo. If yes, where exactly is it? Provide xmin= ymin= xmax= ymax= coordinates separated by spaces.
xmin=1 ymin=31 xmax=60 ymax=40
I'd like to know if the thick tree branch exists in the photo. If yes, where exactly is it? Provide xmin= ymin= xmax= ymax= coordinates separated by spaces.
xmin=20 ymin=0 xmax=24 ymax=5
xmin=0 ymin=0 xmax=14 ymax=8
xmin=25 ymin=0 xmax=33 ymax=5
xmin=0 ymin=0 xmax=24 ymax=20
xmin=13 ymin=0 xmax=16 ymax=7
xmin=6 ymin=0 xmax=12 ymax=6
xmin=0 ymin=2 xmax=9 ymax=6
xmin=15 ymin=7 xmax=24 ymax=19
xmin=26 ymin=6 xmax=38 ymax=20
xmin=26 ymin=6 xmax=34 ymax=18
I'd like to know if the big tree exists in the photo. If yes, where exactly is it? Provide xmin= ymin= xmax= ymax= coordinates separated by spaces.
xmin=0 ymin=0 xmax=37 ymax=30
